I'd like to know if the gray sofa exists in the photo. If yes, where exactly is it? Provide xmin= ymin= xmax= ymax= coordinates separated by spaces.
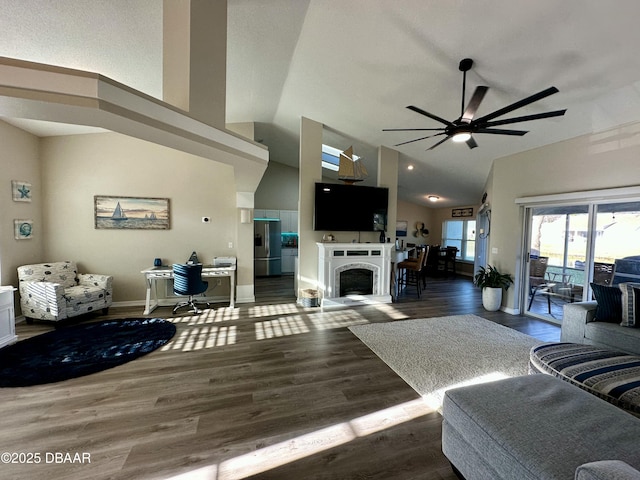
xmin=442 ymin=374 xmax=640 ymax=480
xmin=561 ymin=301 xmax=640 ymax=355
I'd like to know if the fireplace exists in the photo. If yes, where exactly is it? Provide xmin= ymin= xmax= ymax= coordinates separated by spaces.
xmin=317 ymin=243 xmax=393 ymax=307
xmin=338 ymin=266 xmax=374 ymax=296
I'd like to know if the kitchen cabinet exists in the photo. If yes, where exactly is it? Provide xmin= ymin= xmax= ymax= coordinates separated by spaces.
xmin=0 ymin=287 xmax=17 ymax=349
xmin=254 ymin=209 xmax=280 ymax=220
xmin=254 ymin=209 xmax=298 ymax=232
xmin=280 ymin=210 xmax=298 ymax=233
xmin=282 ymin=248 xmax=298 ymax=274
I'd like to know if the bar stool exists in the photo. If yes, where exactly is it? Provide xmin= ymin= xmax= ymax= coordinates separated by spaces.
xmin=397 ymin=247 xmax=427 ymax=298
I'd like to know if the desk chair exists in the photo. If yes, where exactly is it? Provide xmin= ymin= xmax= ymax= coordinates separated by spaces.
xmin=172 ymin=264 xmax=210 ymax=314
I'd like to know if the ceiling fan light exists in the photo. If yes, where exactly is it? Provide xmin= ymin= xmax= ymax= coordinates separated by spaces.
xmin=452 ymin=131 xmax=472 ymax=143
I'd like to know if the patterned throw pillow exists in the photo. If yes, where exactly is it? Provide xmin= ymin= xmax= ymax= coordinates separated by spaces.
xmin=618 ymin=282 xmax=640 ymax=327
xmin=591 ymin=283 xmax=622 ymax=323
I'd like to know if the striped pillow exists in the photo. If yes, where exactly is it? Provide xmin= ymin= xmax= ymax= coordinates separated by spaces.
xmin=591 ymin=283 xmax=622 ymax=323
xmin=619 ymin=282 xmax=640 ymax=327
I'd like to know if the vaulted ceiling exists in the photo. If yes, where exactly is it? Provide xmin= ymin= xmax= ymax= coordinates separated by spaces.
xmin=2 ymin=1 xmax=640 ymax=207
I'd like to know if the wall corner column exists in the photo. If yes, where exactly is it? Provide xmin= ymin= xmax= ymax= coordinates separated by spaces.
xmin=378 ymin=146 xmax=399 ymax=244
xmin=235 ymin=191 xmax=255 ymax=304
xmin=297 ymin=117 xmax=323 ymax=301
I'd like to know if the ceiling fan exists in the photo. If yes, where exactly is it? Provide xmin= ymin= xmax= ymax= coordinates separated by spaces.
xmin=383 ymin=58 xmax=566 ymax=150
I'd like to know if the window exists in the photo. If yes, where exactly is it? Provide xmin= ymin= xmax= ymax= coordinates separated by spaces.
xmin=443 ymin=219 xmax=476 ymax=261
xmin=321 ymin=144 xmax=360 ymax=172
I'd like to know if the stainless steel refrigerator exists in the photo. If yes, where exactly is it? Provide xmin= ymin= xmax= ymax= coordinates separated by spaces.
xmin=254 ymin=219 xmax=282 ymax=276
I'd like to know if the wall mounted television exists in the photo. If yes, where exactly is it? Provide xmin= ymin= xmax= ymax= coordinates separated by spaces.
xmin=314 ymin=182 xmax=388 ymax=232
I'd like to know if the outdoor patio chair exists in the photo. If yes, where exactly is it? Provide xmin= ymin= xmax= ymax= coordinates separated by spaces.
xmin=528 ymin=256 xmax=550 ymax=311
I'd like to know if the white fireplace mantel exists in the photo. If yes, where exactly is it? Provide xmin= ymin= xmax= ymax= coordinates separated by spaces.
xmin=317 ymin=242 xmax=393 ymax=308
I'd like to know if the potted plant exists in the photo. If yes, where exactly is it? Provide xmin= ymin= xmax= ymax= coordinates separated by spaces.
xmin=474 ymin=265 xmax=513 ymax=311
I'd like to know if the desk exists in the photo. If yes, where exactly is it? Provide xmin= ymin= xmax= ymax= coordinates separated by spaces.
xmin=140 ymin=265 xmax=236 ymax=314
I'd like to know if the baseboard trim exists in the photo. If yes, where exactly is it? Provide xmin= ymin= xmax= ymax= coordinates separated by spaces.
xmin=112 ymin=295 xmax=233 ymax=310
xmin=235 ymin=284 xmax=255 ymax=304
xmin=501 ymin=306 xmax=520 ymax=315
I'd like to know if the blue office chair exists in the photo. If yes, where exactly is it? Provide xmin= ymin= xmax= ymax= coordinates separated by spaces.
xmin=172 ymin=263 xmax=210 ymax=314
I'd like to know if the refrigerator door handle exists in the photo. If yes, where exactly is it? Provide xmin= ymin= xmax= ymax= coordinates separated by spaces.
xmin=265 ymin=223 xmax=270 ymax=257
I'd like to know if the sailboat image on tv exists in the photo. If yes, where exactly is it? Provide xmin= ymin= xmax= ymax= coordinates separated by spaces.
xmin=111 ymin=202 xmax=127 ymax=220
xmin=338 ymin=146 xmax=368 ymax=184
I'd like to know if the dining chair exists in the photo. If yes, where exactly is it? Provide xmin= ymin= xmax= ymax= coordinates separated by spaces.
xmin=439 ymin=246 xmax=459 ymax=277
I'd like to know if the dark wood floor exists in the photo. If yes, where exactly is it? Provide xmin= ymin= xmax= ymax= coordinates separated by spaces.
xmin=3 ymin=275 xmax=559 ymax=480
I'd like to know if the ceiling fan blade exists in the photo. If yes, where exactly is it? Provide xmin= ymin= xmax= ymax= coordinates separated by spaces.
xmin=481 ymin=109 xmax=567 ymax=128
xmin=466 ymin=136 xmax=478 ymax=149
xmin=473 ymin=86 xmax=560 ymax=124
xmin=427 ymin=136 xmax=452 ymax=150
xmin=395 ymin=132 xmax=446 ymax=147
xmin=461 ymin=86 xmax=489 ymax=123
xmin=407 ymin=105 xmax=454 ymax=127
xmin=383 ymin=127 xmax=446 ymax=132
xmin=475 ymin=128 xmax=528 ymax=136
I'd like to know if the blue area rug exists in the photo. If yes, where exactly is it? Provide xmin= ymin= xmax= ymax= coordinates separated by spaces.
xmin=0 ymin=318 xmax=176 ymax=387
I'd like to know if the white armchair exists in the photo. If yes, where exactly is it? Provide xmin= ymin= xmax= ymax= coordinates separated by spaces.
xmin=17 ymin=261 xmax=113 ymax=323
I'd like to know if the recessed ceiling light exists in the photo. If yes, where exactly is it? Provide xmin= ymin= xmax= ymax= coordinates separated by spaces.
xmin=407 ymin=164 xmax=414 ymax=170
xmin=428 ymin=195 xmax=439 ymax=202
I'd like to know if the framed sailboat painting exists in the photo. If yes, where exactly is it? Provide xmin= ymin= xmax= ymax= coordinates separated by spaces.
xmin=94 ymin=195 xmax=170 ymax=230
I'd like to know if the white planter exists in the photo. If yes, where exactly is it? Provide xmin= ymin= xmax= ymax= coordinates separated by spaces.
xmin=482 ymin=287 xmax=503 ymax=311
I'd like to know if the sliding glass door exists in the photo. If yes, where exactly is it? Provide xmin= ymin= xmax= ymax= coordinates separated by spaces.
xmin=591 ymin=202 xmax=640 ymax=287
xmin=524 ymin=205 xmax=589 ymax=321
xmin=523 ymin=199 xmax=640 ymax=323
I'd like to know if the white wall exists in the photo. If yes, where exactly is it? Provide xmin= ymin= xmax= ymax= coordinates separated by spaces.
xmin=255 ymin=161 xmax=299 ymax=210
xmin=40 ymin=132 xmax=239 ymax=303
xmin=488 ymin=121 xmax=640 ymax=312
xmin=396 ymin=200 xmax=434 ymax=245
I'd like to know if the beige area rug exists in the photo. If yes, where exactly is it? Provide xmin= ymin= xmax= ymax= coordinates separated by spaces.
xmin=349 ymin=314 xmax=542 ymax=409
